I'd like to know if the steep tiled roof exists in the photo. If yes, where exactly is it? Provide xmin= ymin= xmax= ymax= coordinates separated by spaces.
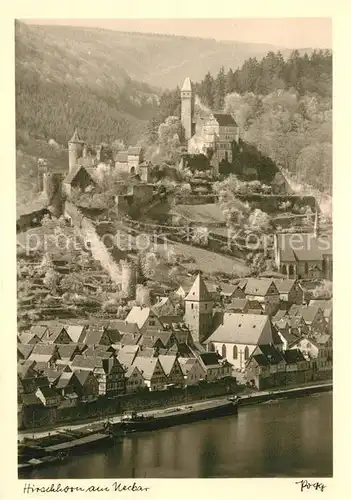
xmin=244 ymin=278 xmax=277 ymax=297
xmin=205 ymin=313 xmax=273 ymax=346
xmin=17 ymin=344 xmax=34 ymax=360
xmin=66 ymin=325 xmax=87 ymax=343
xmin=257 ymin=344 xmax=285 ymax=365
xmin=220 ymin=284 xmax=241 ymax=296
xmin=273 ymin=279 xmax=297 ymax=294
xmin=29 ymin=325 xmax=49 ymax=339
xmin=272 ymin=310 xmax=287 ymax=323
xmin=212 ymin=113 xmax=238 ymax=126
xmin=158 ymin=355 xmax=177 ymax=376
xmin=71 ymin=355 xmax=96 ymax=371
xmin=178 ymin=357 xmax=198 ymax=375
xmin=74 ymin=370 xmax=92 ymax=386
xmin=55 ymin=372 xmax=74 ymax=389
xmin=57 ymin=345 xmax=79 ymax=360
xmin=125 ymin=307 xmax=160 ymax=330
xmin=276 ymin=233 xmax=332 ymax=262
xmin=227 ymin=298 xmax=249 ymax=311
xmin=198 ymin=352 xmax=221 ymax=367
xmin=282 ymin=349 xmax=306 ymax=364
xmin=185 ymin=273 xmax=213 ymax=302
xmin=111 ymin=320 xmax=140 ymax=336
xmin=84 ymin=327 xmax=106 ymax=346
xmin=31 ymin=344 xmax=57 ymax=356
xmin=132 ymin=357 xmax=160 ymax=380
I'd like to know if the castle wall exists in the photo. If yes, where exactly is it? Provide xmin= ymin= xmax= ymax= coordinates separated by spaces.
xmin=64 ymin=201 xmax=128 ymax=286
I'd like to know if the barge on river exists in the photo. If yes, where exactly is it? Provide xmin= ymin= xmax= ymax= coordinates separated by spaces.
xmin=120 ymin=397 xmax=239 ymax=434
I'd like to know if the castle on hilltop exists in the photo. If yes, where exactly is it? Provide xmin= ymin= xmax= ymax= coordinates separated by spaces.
xmin=37 ymin=128 xmax=152 ymax=199
xmin=180 ymin=77 xmax=240 ymax=173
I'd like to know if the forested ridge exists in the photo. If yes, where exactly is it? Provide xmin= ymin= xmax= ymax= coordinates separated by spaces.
xmin=15 ymin=21 xmax=159 ymax=147
xmin=150 ymin=50 xmax=332 ymax=193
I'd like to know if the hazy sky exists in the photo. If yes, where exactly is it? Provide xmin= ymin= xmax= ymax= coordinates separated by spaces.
xmin=23 ymin=18 xmax=332 ymax=49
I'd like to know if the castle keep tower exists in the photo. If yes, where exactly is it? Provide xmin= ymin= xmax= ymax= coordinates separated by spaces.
xmin=181 ymin=77 xmax=194 ymax=141
xmin=184 ymin=273 xmax=214 ymax=343
xmin=68 ymin=128 xmax=84 ymax=172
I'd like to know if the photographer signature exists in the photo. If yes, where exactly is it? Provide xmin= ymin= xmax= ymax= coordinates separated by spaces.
xmin=295 ymin=479 xmax=326 ymax=492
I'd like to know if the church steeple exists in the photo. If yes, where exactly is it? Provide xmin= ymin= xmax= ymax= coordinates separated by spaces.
xmin=184 ymin=273 xmax=214 ymax=343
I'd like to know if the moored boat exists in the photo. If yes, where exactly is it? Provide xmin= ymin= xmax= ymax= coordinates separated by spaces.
xmin=120 ymin=397 xmax=239 ymax=434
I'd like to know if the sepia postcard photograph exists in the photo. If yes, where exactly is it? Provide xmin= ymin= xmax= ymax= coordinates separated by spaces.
xmin=3 ymin=1 xmax=349 ymax=495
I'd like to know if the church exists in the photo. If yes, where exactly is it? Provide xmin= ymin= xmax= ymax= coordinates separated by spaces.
xmin=180 ymin=77 xmax=240 ymax=173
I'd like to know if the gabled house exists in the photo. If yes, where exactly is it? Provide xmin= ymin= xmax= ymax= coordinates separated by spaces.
xmin=151 ymin=296 xmax=176 ymax=317
xmin=289 ymin=305 xmax=328 ymax=334
xmin=125 ymin=306 xmax=163 ymax=333
xmin=117 ymin=345 xmax=140 ymax=368
xmin=66 ymin=325 xmax=88 ymax=343
xmin=45 ymin=325 xmax=71 ymax=344
xmin=57 ymin=344 xmax=82 ymax=362
xmin=204 ymin=313 xmax=282 ymax=370
xmin=35 ymin=386 xmax=61 ymax=407
xmin=83 ymin=326 xmax=107 ymax=346
xmin=158 ymin=355 xmax=184 ymax=387
xmin=119 ymin=332 xmax=142 ymax=347
xmin=29 ymin=325 xmax=49 ymax=340
xmin=226 ymin=299 xmax=250 ymax=314
xmin=28 ymin=344 xmax=60 ymax=365
xmin=124 ymin=365 xmax=146 ymax=393
xmin=220 ymin=284 xmax=246 ymax=302
xmin=282 ymin=349 xmax=309 ymax=372
xmin=140 ymin=330 xmax=176 ymax=350
xmin=112 ymin=320 xmax=141 ymax=338
xmin=132 ymin=357 xmax=168 ymax=391
xmin=17 ymin=344 xmax=35 ymax=361
xmin=273 ymin=279 xmax=303 ymax=308
xmin=63 ymin=165 xmax=96 ymax=197
xmin=71 ymin=354 xmax=125 ymax=396
xmin=309 ymin=299 xmax=333 ymax=324
xmin=246 ymin=344 xmax=287 ymax=386
xmin=178 ymin=357 xmax=206 ymax=385
xmin=17 ymin=359 xmax=38 ymax=380
xmin=73 ymin=370 xmax=99 ymax=402
xmin=18 ymin=332 xmax=42 ymax=345
xmin=242 ymin=279 xmax=280 ymax=315
xmin=197 ymin=352 xmax=232 ymax=381
xmin=290 ymin=334 xmax=332 ymax=363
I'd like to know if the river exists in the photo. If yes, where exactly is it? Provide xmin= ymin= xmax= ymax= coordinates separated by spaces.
xmin=22 ymin=392 xmax=332 ymax=478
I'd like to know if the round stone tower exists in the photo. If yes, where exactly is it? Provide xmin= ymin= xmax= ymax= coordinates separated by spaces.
xmin=181 ymin=77 xmax=194 ymax=142
xmin=68 ymin=128 xmax=84 ymax=172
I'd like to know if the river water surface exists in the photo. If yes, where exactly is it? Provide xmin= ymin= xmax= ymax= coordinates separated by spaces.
xmin=23 ymin=392 xmax=332 ymax=478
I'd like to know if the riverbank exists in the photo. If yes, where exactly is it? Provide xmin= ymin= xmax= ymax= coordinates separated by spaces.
xmin=19 ymin=380 xmax=332 ymax=442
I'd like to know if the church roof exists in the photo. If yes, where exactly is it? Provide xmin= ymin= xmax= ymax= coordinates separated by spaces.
xmin=181 ymin=77 xmax=192 ymax=92
xmin=185 ymin=273 xmax=212 ymax=302
xmin=69 ymin=128 xmax=84 ymax=144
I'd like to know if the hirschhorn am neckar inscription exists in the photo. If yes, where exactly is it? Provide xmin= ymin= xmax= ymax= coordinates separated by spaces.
xmin=16 ymin=18 xmax=332 ymax=479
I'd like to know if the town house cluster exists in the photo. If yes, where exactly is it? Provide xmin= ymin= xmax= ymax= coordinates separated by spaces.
xmin=18 ymin=272 xmax=332 ymax=427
